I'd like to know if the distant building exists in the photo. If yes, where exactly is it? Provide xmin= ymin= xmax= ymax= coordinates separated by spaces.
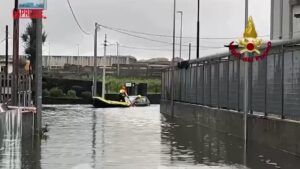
xmin=0 ymin=55 xmax=19 ymax=73
xmin=271 ymin=0 xmax=300 ymax=40
xmin=0 ymin=60 xmax=13 ymax=73
xmin=42 ymin=55 xmax=137 ymax=69
xmin=112 ymin=57 xmax=170 ymax=77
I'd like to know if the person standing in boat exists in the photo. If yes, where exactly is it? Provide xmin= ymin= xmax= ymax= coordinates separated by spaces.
xmin=119 ymin=85 xmax=128 ymax=102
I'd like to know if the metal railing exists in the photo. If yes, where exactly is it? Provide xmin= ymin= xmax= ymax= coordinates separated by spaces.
xmin=161 ymin=38 xmax=300 ymax=120
xmin=0 ymin=73 xmax=32 ymax=107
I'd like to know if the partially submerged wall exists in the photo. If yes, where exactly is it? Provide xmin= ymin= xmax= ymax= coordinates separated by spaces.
xmin=161 ymin=99 xmax=300 ymax=156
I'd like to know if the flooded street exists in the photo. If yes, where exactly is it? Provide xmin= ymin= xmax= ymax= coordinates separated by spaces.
xmin=1 ymin=105 xmax=300 ymax=169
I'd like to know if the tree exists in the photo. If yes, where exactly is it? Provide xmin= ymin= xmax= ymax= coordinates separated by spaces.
xmin=21 ymin=19 xmax=47 ymax=73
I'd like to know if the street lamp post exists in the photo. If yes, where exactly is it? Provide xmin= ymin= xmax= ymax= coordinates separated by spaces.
xmin=77 ymin=44 xmax=80 ymax=72
xmin=171 ymin=0 xmax=176 ymax=117
xmin=102 ymin=34 xmax=107 ymax=98
xmin=196 ymin=0 xmax=200 ymax=59
xmin=48 ymin=42 xmax=50 ymax=69
xmin=116 ymin=42 xmax=120 ymax=76
xmin=177 ymin=11 xmax=183 ymax=59
xmin=93 ymin=23 xmax=100 ymax=97
xmin=243 ymin=0 xmax=249 ymax=166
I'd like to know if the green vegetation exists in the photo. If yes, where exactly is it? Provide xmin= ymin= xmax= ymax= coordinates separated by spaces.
xmin=42 ymin=89 xmax=50 ymax=97
xmin=21 ymin=19 xmax=47 ymax=73
xmin=104 ymin=76 xmax=161 ymax=94
xmin=43 ymin=74 xmax=161 ymax=94
xmin=81 ymin=91 xmax=92 ymax=99
xmin=67 ymin=90 xmax=77 ymax=98
xmin=47 ymin=87 xmax=79 ymax=99
xmin=49 ymin=87 xmax=64 ymax=97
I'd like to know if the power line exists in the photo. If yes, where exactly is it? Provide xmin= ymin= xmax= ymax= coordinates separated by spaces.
xmin=119 ymin=45 xmax=172 ymax=51
xmin=116 ymin=44 xmax=223 ymax=51
xmin=98 ymin=23 xmax=270 ymax=40
xmin=67 ymin=0 xmax=92 ymax=35
xmin=101 ymin=25 xmax=224 ymax=49
xmin=104 ymin=25 xmax=175 ymax=44
xmin=100 ymin=24 xmax=196 ymax=39
xmin=0 ymin=37 xmax=12 ymax=44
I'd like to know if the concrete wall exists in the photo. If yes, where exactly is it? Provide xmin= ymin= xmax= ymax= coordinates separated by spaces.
xmin=42 ymin=55 xmax=137 ymax=69
xmin=161 ymin=99 xmax=300 ymax=156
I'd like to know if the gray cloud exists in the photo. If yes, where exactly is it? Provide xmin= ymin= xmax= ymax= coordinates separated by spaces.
xmin=0 ymin=0 xmax=270 ymax=60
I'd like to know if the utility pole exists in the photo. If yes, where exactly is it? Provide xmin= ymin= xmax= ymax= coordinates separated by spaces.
xmin=245 ymin=0 xmax=248 ymax=27
xmin=270 ymin=0 xmax=274 ymax=40
xmin=177 ymin=11 xmax=183 ymax=59
xmin=171 ymin=0 xmax=176 ymax=117
xmin=12 ymin=0 xmax=19 ymax=106
xmin=243 ymin=0 xmax=249 ymax=166
xmin=279 ymin=0 xmax=283 ymax=39
xmin=48 ymin=42 xmax=50 ymax=69
xmin=188 ymin=43 xmax=191 ymax=61
xmin=77 ymin=44 xmax=80 ymax=73
xmin=102 ymin=34 xmax=107 ymax=98
xmin=196 ymin=0 xmax=200 ymax=59
xmin=116 ymin=42 xmax=120 ymax=77
xmin=92 ymin=23 xmax=99 ymax=97
xmin=244 ymin=0 xmax=249 ymax=142
xmin=5 ymin=25 xmax=8 ymax=102
xmin=35 ymin=17 xmax=43 ymax=133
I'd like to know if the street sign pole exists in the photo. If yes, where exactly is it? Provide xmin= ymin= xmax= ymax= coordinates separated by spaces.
xmin=12 ymin=0 xmax=20 ymax=106
xmin=35 ymin=18 xmax=43 ymax=133
xmin=93 ymin=23 xmax=99 ymax=97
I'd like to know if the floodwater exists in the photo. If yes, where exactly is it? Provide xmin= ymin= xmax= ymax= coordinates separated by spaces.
xmin=1 ymin=105 xmax=300 ymax=169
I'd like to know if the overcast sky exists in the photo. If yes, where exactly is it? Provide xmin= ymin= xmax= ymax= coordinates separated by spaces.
xmin=0 ymin=0 xmax=270 ymax=60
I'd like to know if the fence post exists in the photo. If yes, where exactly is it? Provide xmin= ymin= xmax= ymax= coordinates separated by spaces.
xmin=18 ymin=75 xmax=20 ymax=107
xmin=249 ymin=61 xmax=253 ymax=114
xmin=195 ymin=63 xmax=198 ymax=104
xmin=217 ymin=59 xmax=220 ymax=108
xmin=0 ymin=74 xmax=2 ymax=103
xmin=29 ymin=75 xmax=32 ymax=106
xmin=281 ymin=45 xmax=285 ymax=119
xmin=264 ymin=52 xmax=268 ymax=117
xmin=227 ymin=57 xmax=230 ymax=108
xmin=23 ymin=76 xmax=26 ymax=107
xmin=179 ymin=68 xmax=181 ymax=101
xmin=202 ymin=62 xmax=205 ymax=105
xmin=237 ymin=60 xmax=240 ymax=111
xmin=210 ymin=63 xmax=212 ymax=106
xmin=185 ymin=67 xmax=188 ymax=102
xmin=190 ymin=64 xmax=192 ymax=103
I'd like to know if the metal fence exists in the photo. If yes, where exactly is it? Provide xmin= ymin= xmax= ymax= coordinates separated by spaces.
xmin=161 ymin=39 xmax=300 ymax=120
xmin=0 ymin=73 xmax=32 ymax=107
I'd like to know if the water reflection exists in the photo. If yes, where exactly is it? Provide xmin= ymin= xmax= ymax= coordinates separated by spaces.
xmin=0 ymin=110 xmax=22 ymax=169
xmin=0 ymin=105 xmax=300 ymax=169
xmin=161 ymin=116 xmax=245 ymax=168
xmin=91 ymin=111 xmax=96 ymax=169
xmin=161 ymin=115 xmax=300 ymax=169
xmin=21 ymin=132 xmax=41 ymax=169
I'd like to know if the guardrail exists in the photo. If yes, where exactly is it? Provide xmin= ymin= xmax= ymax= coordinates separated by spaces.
xmin=0 ymin=73 xmax=32 ymax=107
xmin=161 ymin=38 xmax=300 ymax=120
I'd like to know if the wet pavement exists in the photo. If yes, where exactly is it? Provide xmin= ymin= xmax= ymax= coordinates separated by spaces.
xmin=1 ymin=105 xmax=300 ymax=169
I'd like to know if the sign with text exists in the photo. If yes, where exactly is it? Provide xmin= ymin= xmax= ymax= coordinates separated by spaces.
xmin=18 ymin=0 xmax=46 ymax=9
xmin=13 ymin=9 xmax=46 ymax=19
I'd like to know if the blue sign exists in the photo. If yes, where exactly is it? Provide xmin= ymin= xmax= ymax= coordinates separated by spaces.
xmin=18 ymin=0 xmax=46 ymax=9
